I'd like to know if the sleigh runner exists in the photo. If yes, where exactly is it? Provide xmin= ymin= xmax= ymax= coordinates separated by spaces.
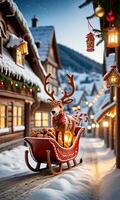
xmin=24 ymin=127 xmax=85 ymax=175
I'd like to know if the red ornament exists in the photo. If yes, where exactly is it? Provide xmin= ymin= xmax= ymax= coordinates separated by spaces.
xmin=22 ymin=85 xmax=26 ymax=90
xmin=0 ymin=80 xmax=4 ymax=88
xmin=86 ymin=32 xmax=95 ymax=52
xmin=106 ymin=10 xmax=115 ymax=22
xmin=29 ymin=88 xmax=33 ymax=93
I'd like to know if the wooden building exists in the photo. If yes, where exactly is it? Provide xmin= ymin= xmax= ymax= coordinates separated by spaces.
xmin=0 ymin=0 xmax=50 ymax=150
xmin=30 ymin=17 xmax=61 ymax=96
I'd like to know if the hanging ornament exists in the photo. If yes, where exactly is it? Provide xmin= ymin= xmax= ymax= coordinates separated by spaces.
xmin=0 ymin=80 xmax=4 ymax=88
xmin=95 ymin=4 xmax=105 ymax=18
xmin=86 ymin=20 xmax=95 ymax=52
xmin=22 ymin=85 xmax=26 ymax=90
xmin=29 ymin=88 xmax=33 ymax=93
xmin=106 ymin=10 xmax=115 ymax=22
xmin=86 ymin=32 xmax=95 ymax=51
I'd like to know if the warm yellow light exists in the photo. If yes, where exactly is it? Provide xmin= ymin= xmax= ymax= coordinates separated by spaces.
xmin=110 ymin=76 xmax=117 ymax=83
xmin=64 ymin=131 xmax=73 ymax=147
xmin=77 ymin=106 xmax=80 ymax=110
xmin=107 ymin=27 xmax=120 ymax=48
xmin=86 ymin=101 xmax=88 ymax=105
xmin=20 ymin=41 xmax=28 ymax=55
xmin=90 ymin=114 xmax=94 ymax=119
xmin=113 ymin=96 xmax=116 ymax=101
xmin=89 ymin=103 xmax=93 ymax=107
xmin=96 ymin=123 xmax=99 ymax=128
xmin=87 ymin=125 xmax=91 ymax=130
xmin=92 ymin=123 xmax=96 ymax=128
xmin=103 ymin=121 xmax=109 ymax=128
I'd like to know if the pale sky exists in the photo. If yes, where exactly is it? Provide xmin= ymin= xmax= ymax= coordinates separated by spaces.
xmin=15 ymin=0 xmax=104 ymax=64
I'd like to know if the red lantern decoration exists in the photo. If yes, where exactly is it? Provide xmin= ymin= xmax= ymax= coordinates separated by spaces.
xmin=29 ymin=88 xmax=33 ymax=93
xmin=0 ymin=80 xmax=4 ymax=88
xmin=106 ymin=10 xmax=115 ymax=22
xmin=22 ymin=85 xmax=26 ymax=90
xmin=86 ymin=32 xmax=95 ymax=52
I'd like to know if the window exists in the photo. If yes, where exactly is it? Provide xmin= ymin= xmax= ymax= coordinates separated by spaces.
xmin=16 ymin=47 xmax=23 ymax=66
xmin=0 ymin=105 xmax=6 ymax=128
xmin=13 ymin=106 xmax=23 ymax=127
xmin=35 ymin=112 xmax=49 ymax=127
xmin=35 ymin=112 xmax=41 ymax=127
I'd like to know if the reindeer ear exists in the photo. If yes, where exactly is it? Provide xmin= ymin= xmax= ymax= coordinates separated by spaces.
xmin=63 ymin=99 xmax=73 ymax=105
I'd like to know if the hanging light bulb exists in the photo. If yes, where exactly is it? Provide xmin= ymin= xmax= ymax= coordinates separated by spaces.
xmin=95 ymin=4 xmax=105 ymax=18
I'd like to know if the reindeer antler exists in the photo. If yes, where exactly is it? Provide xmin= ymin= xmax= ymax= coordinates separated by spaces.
xmin=44 ymin=73 xmax=55 ymax=102
xmin=61 ymin=74 xmax=75 ymax=104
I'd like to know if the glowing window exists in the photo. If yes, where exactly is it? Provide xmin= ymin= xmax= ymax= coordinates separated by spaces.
xmin=0 ymin=105 xmax=6 ymax=128
xmin=13 ymin=106 xmax=23 ymax=127
xmin=35 ymin=112 xmax=49 ymax=127
xmin=16 ymin=47 xmax=23 ymax=66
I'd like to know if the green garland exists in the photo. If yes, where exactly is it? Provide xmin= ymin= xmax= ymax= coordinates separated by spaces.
xmin=0 ymin=73 xmax=40 ymax=94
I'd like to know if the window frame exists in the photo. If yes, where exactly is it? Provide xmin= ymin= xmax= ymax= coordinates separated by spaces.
xmin=35 ymin=112 xmax=49 ymax=128
xmin=0 ymin=104 xmax=7 ymax=129
xmin=13 ymin=105 xmax=24 ymax=128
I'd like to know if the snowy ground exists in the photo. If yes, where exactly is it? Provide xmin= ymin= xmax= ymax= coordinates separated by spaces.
xmin=0 ymin=137 xmax=119 ymax=200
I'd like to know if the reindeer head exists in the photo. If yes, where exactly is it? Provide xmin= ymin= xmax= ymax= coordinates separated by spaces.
xmin=44 ymin=73 xmax=75 ymax=117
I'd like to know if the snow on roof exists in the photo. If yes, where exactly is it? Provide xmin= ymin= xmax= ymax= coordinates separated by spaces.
xmin=0 ymin=48 xmax=48 ymax=102
xmin=105 ymin=53 xmax=115 ymax=72
xmin=79 ymin=82 xmax=94 ymax=95
xmin=6 ymin=34 xmax=23 ymax=48
xmin=95 ymin=102 xmax=115 ymax=122
xmin=92 ymin=92 xmax=106 ymax=114
xmin=3 ymin=0 xmax=46 ymax=77
xmin=30 ymin=26 xmax=54 ymax=62
xmin=73 ymin=90 xmax=84 ymax=105
xmin=86 ymin=95 xmax=94 ymax=102
xmin=100 ymin=93 xmax=110 ymax=109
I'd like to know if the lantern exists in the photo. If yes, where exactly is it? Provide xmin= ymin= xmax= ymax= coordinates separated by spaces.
xmin=103 ymin=120 xmax=109 ymax=128
xmin=90 ymin=114 xmax=94 ymax=119
xmin=96 ymin=123 xmax=99 ymax=128
xmin=106 ymin=27 xmax=120 ymax=48
xmin=87 ymin=125 xmax=91 ymax=130
xmin=29 ymin=88 xmax=33 ymax=93
xmin=95 ymin=4 xmax=105 ymax=18
xmin=86 ymin=32 xmax=95 ymax=52
xmin=104 ymin=66 xmax=120 ymax=87
xmin=19 ymin=41 xmax=28 ymax=55
xmin=0 ymin=80 xmax=4 ymax=88
xmin=91 ymin=123 xmax=96 ymax=128
xmin=64 ymin=131 xmax=73 ymax=148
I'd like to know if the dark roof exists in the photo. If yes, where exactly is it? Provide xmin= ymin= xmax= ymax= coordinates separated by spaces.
xmin=30 ymin=26 xmax=61 ymax=68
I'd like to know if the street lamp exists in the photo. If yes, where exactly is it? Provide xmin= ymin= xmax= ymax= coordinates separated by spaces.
xmin=106 ymin=27 xmax=120 ymax=48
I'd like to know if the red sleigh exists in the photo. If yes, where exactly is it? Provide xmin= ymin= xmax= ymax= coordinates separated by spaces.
xmin=24 ymin=127 xmax=85 ymax=175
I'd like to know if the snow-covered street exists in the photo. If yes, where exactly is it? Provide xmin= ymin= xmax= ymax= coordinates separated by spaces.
xmin=0 ymin=136 xmax=118 ymax=200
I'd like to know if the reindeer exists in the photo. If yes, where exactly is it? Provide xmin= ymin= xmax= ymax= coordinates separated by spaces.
xmin=44 ymin=73 xmax=81 ymax=147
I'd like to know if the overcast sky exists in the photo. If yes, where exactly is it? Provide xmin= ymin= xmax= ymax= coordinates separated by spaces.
xmin=14 ymin=0 xmax=104 ymax=64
